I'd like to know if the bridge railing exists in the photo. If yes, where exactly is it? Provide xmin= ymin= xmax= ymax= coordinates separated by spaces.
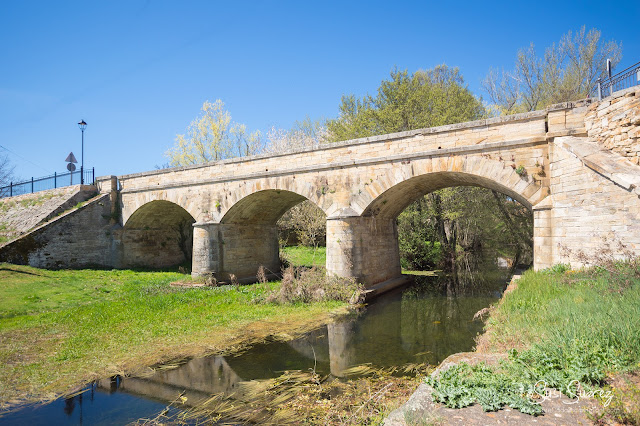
xmin=0 ymin=167 xmax=95 ymax=199
xmin=595 ymin=60 xmax=640 ymax=100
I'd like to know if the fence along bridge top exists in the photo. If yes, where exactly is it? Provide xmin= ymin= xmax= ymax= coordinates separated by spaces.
xmin=0 ymin=167 xmax=95 ymax=198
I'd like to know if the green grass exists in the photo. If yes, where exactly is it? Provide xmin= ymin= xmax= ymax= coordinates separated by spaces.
xmin=279 ymin=245 xmax=435 ymax=276
xmin=481 ymin=264 xmax=640 ymax=356
xmin=0 ymin=263 xmax=347 ymax=404
xmin=428 ymin=261 xmax=640 ymax=415
xmin=402 ymin=269 xmax=439 ymax=276
xmin=281 ymin=245 xmax=326 ymax=267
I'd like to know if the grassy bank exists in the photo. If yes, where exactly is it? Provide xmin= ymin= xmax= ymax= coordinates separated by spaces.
xmin=0 ymin=263 xmax=349 ymax=405
xmin=281 ymin=245 xmax=326 ymax=267
xmin=427 ymin=261 xmax=640 ymax=419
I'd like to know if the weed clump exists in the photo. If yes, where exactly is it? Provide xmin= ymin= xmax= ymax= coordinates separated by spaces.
xmin=560 ymin=236 xmax=640 ymax=292
xmin=266 ymin=266 xmax=364 ymax=305
xmin=426 ymin=362 xmax=543 ymax=415
xmin=588 ymin=371 xmax=640 ymax=424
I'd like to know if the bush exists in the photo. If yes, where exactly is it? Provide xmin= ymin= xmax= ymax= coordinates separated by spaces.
xmin=266 ymin=266 xmax=364 ymax=305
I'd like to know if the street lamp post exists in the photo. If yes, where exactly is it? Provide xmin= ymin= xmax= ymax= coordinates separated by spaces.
xmin=78 ymin=120 xmax=87 ymax=184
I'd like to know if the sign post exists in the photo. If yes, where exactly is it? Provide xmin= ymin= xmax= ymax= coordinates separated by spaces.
xmin=66 ymin=152 xmax=78 ymax=185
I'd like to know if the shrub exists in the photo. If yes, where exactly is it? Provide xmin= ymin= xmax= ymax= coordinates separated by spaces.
xmin=266 ymin=266 xmax=364 ymax=304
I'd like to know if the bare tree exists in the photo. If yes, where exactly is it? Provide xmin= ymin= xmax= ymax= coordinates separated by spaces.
xmin=278 ymin=200 xmax=326 ymax=248
xmin=263 ymin=117 xmax=327 ymax=155
xmin=0 ymin=154 xmax=15 ymax=196
xmin=483 ymin=27 xmax=622 ymax=114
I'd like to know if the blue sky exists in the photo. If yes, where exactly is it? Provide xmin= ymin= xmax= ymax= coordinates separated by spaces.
xmin=1 ymin=0 xmax=638 ymax=180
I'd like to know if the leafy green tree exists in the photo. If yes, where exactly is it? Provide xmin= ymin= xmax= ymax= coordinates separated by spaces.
xmin=328 ymin=66 xmax=498 ymax=271
xmin=166 ymin=100 xmax=262 ymax=166
xmin=327 ymin=65 xmax=485 ymax=141
xmin=398 ymin=187 xmax=532 ymax=273
xmin=397 ymin=196 xmax=442 ymax=270
xmin=483 ymin=27 xmax=623 ymax=114
xmin=327 ymin=66 xmax=533 ymax=272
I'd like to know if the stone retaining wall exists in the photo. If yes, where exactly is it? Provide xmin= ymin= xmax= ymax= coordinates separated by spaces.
xmin=585 ymin=88 xmax=640 ymax=164
xmin=0 ymin=193 xmax=117 ymax=268
xmin=0 ymin=185 xmax=97 ymax=243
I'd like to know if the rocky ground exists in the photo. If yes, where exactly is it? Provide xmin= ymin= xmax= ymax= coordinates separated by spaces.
xmin=384 ymin=352 xmax=597 ymax=426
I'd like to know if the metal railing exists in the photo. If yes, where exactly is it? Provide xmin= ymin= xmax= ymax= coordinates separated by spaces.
xmin=596 ymin=61 xmax=640 ymax=100
xmin=0 ymin=167 xmax=95 ymax=199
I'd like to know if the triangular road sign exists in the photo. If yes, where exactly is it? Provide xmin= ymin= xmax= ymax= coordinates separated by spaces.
xmin=65 ymin=152 xmax=78 ymax=163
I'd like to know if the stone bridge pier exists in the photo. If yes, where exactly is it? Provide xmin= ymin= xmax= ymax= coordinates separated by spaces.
xmin=191 ymin=213 xmax=402 ymax=287
xmin=326 ymin=216 xmax=401 ymax=287
xmin=192 ymin=222 xmax=279 ymax=282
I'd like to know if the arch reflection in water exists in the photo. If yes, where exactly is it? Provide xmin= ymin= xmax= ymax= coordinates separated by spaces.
xmin=0 ymin=271 xmax=508 ymax=425
xmin=96 ymin=356 xmax=242 ymax=407
xmin=105 ymin=273 xmax=508 ymax=400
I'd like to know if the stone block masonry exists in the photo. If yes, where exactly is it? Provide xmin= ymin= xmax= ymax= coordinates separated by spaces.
xmin=0 ymin=193 xmax=117 ymax=268
xmin=585 ymin=88 xmax=640 ymax=165
xmin=0 ymin=185 xmax=97 ymax=243
xmin=2 ymin=95 xmax=640 ymax=290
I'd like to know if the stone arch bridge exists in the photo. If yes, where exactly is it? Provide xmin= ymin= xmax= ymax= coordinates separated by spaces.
xmin=3 ymin=92 xmax=640 ymax=291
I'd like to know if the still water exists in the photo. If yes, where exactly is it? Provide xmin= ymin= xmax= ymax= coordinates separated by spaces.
xmin=0 ymin=270 xmax=508 ymax=425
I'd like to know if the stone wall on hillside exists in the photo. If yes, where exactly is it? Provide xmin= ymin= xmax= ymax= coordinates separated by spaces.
xmin=0 ymin=177 xmax=193 ymax=271
xmin=0 ymin=193 xmax=118 ymax=268
xmin=585 ymin=88 xmax=640 ymax=164
xmin=0 ymin=185 xmax=97 ymax=243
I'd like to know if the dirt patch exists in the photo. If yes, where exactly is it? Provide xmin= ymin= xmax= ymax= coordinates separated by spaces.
xmin=588 ymin=371 xmax=640 ymax=425
xmin=169 ymin=280 xmax=216 ymax=288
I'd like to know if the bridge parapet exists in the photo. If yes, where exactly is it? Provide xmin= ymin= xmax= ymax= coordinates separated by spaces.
xmin=115 ymin=109 xmax=548 ymax=193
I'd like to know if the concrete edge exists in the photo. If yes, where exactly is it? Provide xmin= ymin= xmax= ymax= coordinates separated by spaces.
xmin=364 ymin=275 xmax=414 ymax=300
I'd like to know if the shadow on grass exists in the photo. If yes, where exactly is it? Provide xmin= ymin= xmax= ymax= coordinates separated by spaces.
xmin=0 ymin=266 xmax=47 ymax=276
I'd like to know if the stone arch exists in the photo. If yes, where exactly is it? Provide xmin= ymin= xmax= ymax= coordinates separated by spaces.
xmin=122 ymin=190 xmax=199 ymax=227
xmin=326 ymin=157 xmax=543 ymax=288
xmin=125 ymin=200 xmax=195 ymax=229
xmin=192 ymin=188 xmax=328 ymax=282
xmin=218 ymin=179 xmax=328 ymax=224
xmin=122 ymin=200 xmax=196 ymax=269
xmin=220 ymin=189 xmax=309 ymax=225
xmin=356 ymin=157 xmax=546 ymax=219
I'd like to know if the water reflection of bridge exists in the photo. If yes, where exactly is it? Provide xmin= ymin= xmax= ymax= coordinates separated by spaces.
xmin=94 ymin=284 xmax=497 ymax=406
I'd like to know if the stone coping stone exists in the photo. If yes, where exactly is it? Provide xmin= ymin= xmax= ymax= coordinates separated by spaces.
xmin=555 ymin=136 xmax=640 ymax=196
xmin=106 ymin=110 xmax=551 ymax=182
xmin=114 ymin=137 xmax=547 ymax=195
